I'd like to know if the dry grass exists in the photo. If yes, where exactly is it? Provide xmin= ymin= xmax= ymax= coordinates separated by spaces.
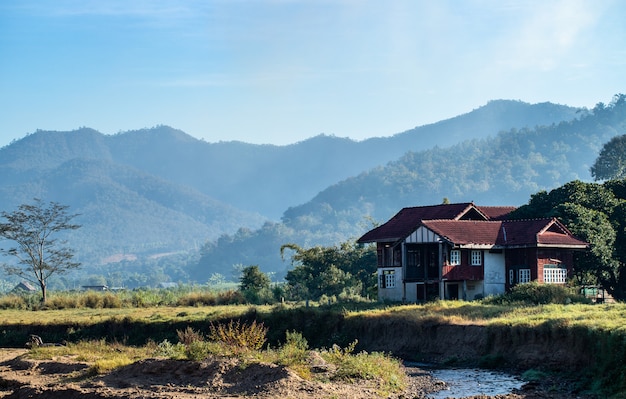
xmin=28 ymin=339 xmax=153 ymax=375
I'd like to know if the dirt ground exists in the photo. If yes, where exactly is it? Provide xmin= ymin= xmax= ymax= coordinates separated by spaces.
xmin=0 ymin=349 xmax=595 ymax=399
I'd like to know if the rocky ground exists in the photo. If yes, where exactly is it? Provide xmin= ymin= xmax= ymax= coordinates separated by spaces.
xmin=0 ymin=349 xmax=596 ymax=399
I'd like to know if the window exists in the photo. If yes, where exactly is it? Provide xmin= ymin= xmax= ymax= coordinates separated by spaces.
xmin=450 ymin=250 xmax=460 ymax=265
xmin=519 ymin=269 xmax=531 ymax=283
xmin=471 ymin=250 xmax=482 ymax=266
xmin=543 ymin=266 xmax=567 ymax=284
xmin=379 ymin=270 xmax=396 ymax=288
xmin=509 ymin=269 xmax=514 ymax=285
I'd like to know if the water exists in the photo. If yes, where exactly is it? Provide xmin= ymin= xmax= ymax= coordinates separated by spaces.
xmin=426 ymin=368 xmax=524 ymax=399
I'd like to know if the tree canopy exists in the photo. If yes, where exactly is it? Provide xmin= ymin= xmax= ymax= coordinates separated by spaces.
xmin=510 ymin=180 xmax=626 ymax=301
xmin=591 ymin=134 xmax=626 ymax=181
xmin=280 ymin=241 xmax=376 ymax=301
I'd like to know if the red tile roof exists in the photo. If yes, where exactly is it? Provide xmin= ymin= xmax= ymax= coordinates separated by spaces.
xmin=357 ymin=202 xmax=515 ymax=243
xmin=357 ymin=202 xmax=588 ymax=249
xmin=422 ymin=220 xmax=502 ymax=245
xmin=421 ymin=218 xmax=588 ymax=248
xmin=357 ymin=203 xmax=477 ymax=243
xmin=476 ymin=206 xmax=516 ymax=220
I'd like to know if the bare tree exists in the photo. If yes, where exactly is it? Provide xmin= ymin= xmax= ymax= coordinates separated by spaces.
xmin=0 ymin=199 xmax=81 ymax=303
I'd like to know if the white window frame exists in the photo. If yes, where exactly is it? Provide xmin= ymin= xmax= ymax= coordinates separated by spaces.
xmin=519 ymin=269 xmax=531 ymax=283
xmin=509 ymin=269 xmax=514 ymax=285
xmin=379 ymin=269 xmax=396 ymax=289
xmin=543 ymin=266 xmax=567 ymax=284
xmin=471 ymin=250 xmax=482 ymax=266
xmin=450 ymin=250 xmax=460 ymax=265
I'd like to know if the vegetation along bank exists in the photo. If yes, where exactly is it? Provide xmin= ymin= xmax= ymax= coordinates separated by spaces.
xmin=1 ymin=285 xmax=625 ymax=397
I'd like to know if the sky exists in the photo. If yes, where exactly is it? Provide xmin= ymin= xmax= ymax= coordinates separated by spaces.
xmin=0 ymin=0 xmax=625 ymax=146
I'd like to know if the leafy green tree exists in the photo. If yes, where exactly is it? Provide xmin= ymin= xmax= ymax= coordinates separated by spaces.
xmin=591 ymin=134 xmax=626 ymax=181
xmin=510 ymin=181 xmax=626 ymax=301
xmin=0 ymin=199 xmax=81 ymax=303
xmin=239 ymin=265 xmax=272 ymax=304
xmin=280 ymin=241 xmax=376 ymax=301
xmin=552 ymin=203 xmax=620 ymax=290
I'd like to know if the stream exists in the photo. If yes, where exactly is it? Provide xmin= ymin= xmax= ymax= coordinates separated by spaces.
xmin=407 ymin=363 xmax=525 ymax=398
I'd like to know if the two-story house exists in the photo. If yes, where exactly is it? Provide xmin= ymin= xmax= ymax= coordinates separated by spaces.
xmin=357 ymin=202 xmax=588 ymax=302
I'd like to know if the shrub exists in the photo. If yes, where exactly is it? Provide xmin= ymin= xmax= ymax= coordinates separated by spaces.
xmin=83 ymin=292 xmax=105 ymax=309
xmin=177 ymin=326 xmax=203 ymax=345
xmin=154 ymin=339 xmax=186 ymax=359
xmin=484 ymin=282 xmax=589 ymax=305
xmin=320 ymin=340 xmax=406 ymax=393
xmin=0 ymin=294 xmax=28 ymax=309
xmin=176 ymin=291 xmax=218 ymax=306
xmin=274 ymin=331 xmax=309 ymax=367
xmin=208 ymin=320 xmax=267 ymax=354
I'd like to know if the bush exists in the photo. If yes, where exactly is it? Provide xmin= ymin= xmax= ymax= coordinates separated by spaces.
xmin=484 ymin=282 xmax=590 ymax=305
xmin=320 ymin=340 xmax=406 ymax=393
xmin=0 ymin=294 xmax=28 ymax=309
xmin=274 ymin=331 xmax=309 ymax=367
xmin=177 ymin=326 xmax=203 ymax=345
xmin=208 ymin=320 xmax=267 ymax=354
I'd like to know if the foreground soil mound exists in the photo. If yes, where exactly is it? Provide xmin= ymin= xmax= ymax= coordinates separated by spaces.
xmin=0 ymin=349 xmax=439 ymax=399
xmin=0 ymin=349 xmax=596 ymax=399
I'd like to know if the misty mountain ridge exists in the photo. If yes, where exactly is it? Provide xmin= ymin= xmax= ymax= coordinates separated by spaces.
xmin=0 ymin=98 xmax=598 ymax=284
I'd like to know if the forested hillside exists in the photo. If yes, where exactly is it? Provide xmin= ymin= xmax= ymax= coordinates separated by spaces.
xmin=194 ymin=96 xmax=626 ymax=281
xmin=106 ymin=100 xmax=581 ymax=219
xmin=0 ymin=99 xmax=588 ymax=287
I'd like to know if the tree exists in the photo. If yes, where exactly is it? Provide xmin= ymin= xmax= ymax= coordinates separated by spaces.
xmin=280 ymin=241 xmax=376 ymax=301
xmin=591 ymin=134 xmax=626 ymax=181
xmin=0 ymin=199 xmax=81 ymax=303
xmin=239 ymin=265 xmax=272 ymax=304
xmin=509 ymin=181 xmax=626 ymax=301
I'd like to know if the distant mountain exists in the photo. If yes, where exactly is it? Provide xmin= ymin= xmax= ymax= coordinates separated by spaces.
xmin=195 ymin=96 xmax=626 ymax=280
xmin=0 ymin=99 xmax=585 ymax=285
xmin=103 ymin=100 xmax=581 ymax=219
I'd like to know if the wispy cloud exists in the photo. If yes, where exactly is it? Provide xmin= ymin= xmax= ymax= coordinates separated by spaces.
xmin=497 ymin=0 xmax=603 ymax=71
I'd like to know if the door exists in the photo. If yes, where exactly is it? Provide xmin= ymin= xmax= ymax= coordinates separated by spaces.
xmin=447 ymin=283 xmax=459 ymax=300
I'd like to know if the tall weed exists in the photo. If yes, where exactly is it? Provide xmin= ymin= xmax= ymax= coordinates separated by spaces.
xmin=208 ymin=320 xmax=267 ymax=354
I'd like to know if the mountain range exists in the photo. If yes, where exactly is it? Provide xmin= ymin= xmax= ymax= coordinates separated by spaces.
xmin=1 ymin=97 xmax=624 ymax=286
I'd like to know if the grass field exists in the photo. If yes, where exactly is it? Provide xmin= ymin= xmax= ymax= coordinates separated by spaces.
xmin=2 ymin=287 xmax=626 ymax=397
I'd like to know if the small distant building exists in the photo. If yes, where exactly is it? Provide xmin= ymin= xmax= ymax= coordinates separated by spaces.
xmin=12 ymin=281 xmax=36 ymax=293
xmin=82 ymin=285 xmax=109 ymax=291
xmin=159 ymin=282 xmax=177 ymax=289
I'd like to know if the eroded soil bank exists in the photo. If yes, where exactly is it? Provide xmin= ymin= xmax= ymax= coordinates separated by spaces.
xmin=0 ymin=349 xmax=596 ymax=399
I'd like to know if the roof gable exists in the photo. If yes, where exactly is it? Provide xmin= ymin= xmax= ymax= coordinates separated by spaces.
xmin=358 ymin=202 xmax=498 ymax=243
xmin=418 ymin=218 xmax=588 ymax=249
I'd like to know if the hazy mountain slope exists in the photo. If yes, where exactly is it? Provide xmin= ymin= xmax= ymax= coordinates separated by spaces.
xmin=104 ymin=101 xmax=581 ymax=219
xmin=285 ymin=102 xmax=624 ymax=233
xmin=0 ymin=156 xmax=266 ymax=265
xmin=360 ymin=100 xmax=584 ymax=161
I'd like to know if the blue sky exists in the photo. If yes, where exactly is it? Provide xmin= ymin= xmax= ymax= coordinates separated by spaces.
xmin=0 ymin=0 xmax=624 ymax=146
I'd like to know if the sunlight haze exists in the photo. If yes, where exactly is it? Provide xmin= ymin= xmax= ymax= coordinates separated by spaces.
xmin=0 ymin=0 xmax=624 ymax=146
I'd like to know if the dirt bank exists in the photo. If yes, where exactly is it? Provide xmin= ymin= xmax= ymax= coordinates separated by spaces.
xmin=0 ymin=349 xmax=595 ymax=399
xmin=351 ymin=317 xmax=596 ymax=372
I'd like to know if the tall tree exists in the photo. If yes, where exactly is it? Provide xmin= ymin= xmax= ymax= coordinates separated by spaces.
xmin=239 ymin=265 xmax=273 ymax=304
xmin=591 ymin=134 xmax=626 ymax=181
xmin=510 ymin=181 xmax=626 ymax=301
xmin=280 ymin=241 xmax=376 ymax=301
xmin=0 ymin=199 xmax=81 ymax=303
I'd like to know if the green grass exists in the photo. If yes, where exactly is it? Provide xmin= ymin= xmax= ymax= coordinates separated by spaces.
xmin=4 ymin=292 xmax=626 ymax=397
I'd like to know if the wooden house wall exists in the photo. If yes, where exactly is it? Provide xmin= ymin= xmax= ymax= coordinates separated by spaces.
xmin=536 ymin=249 xmax=574 ymax=283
